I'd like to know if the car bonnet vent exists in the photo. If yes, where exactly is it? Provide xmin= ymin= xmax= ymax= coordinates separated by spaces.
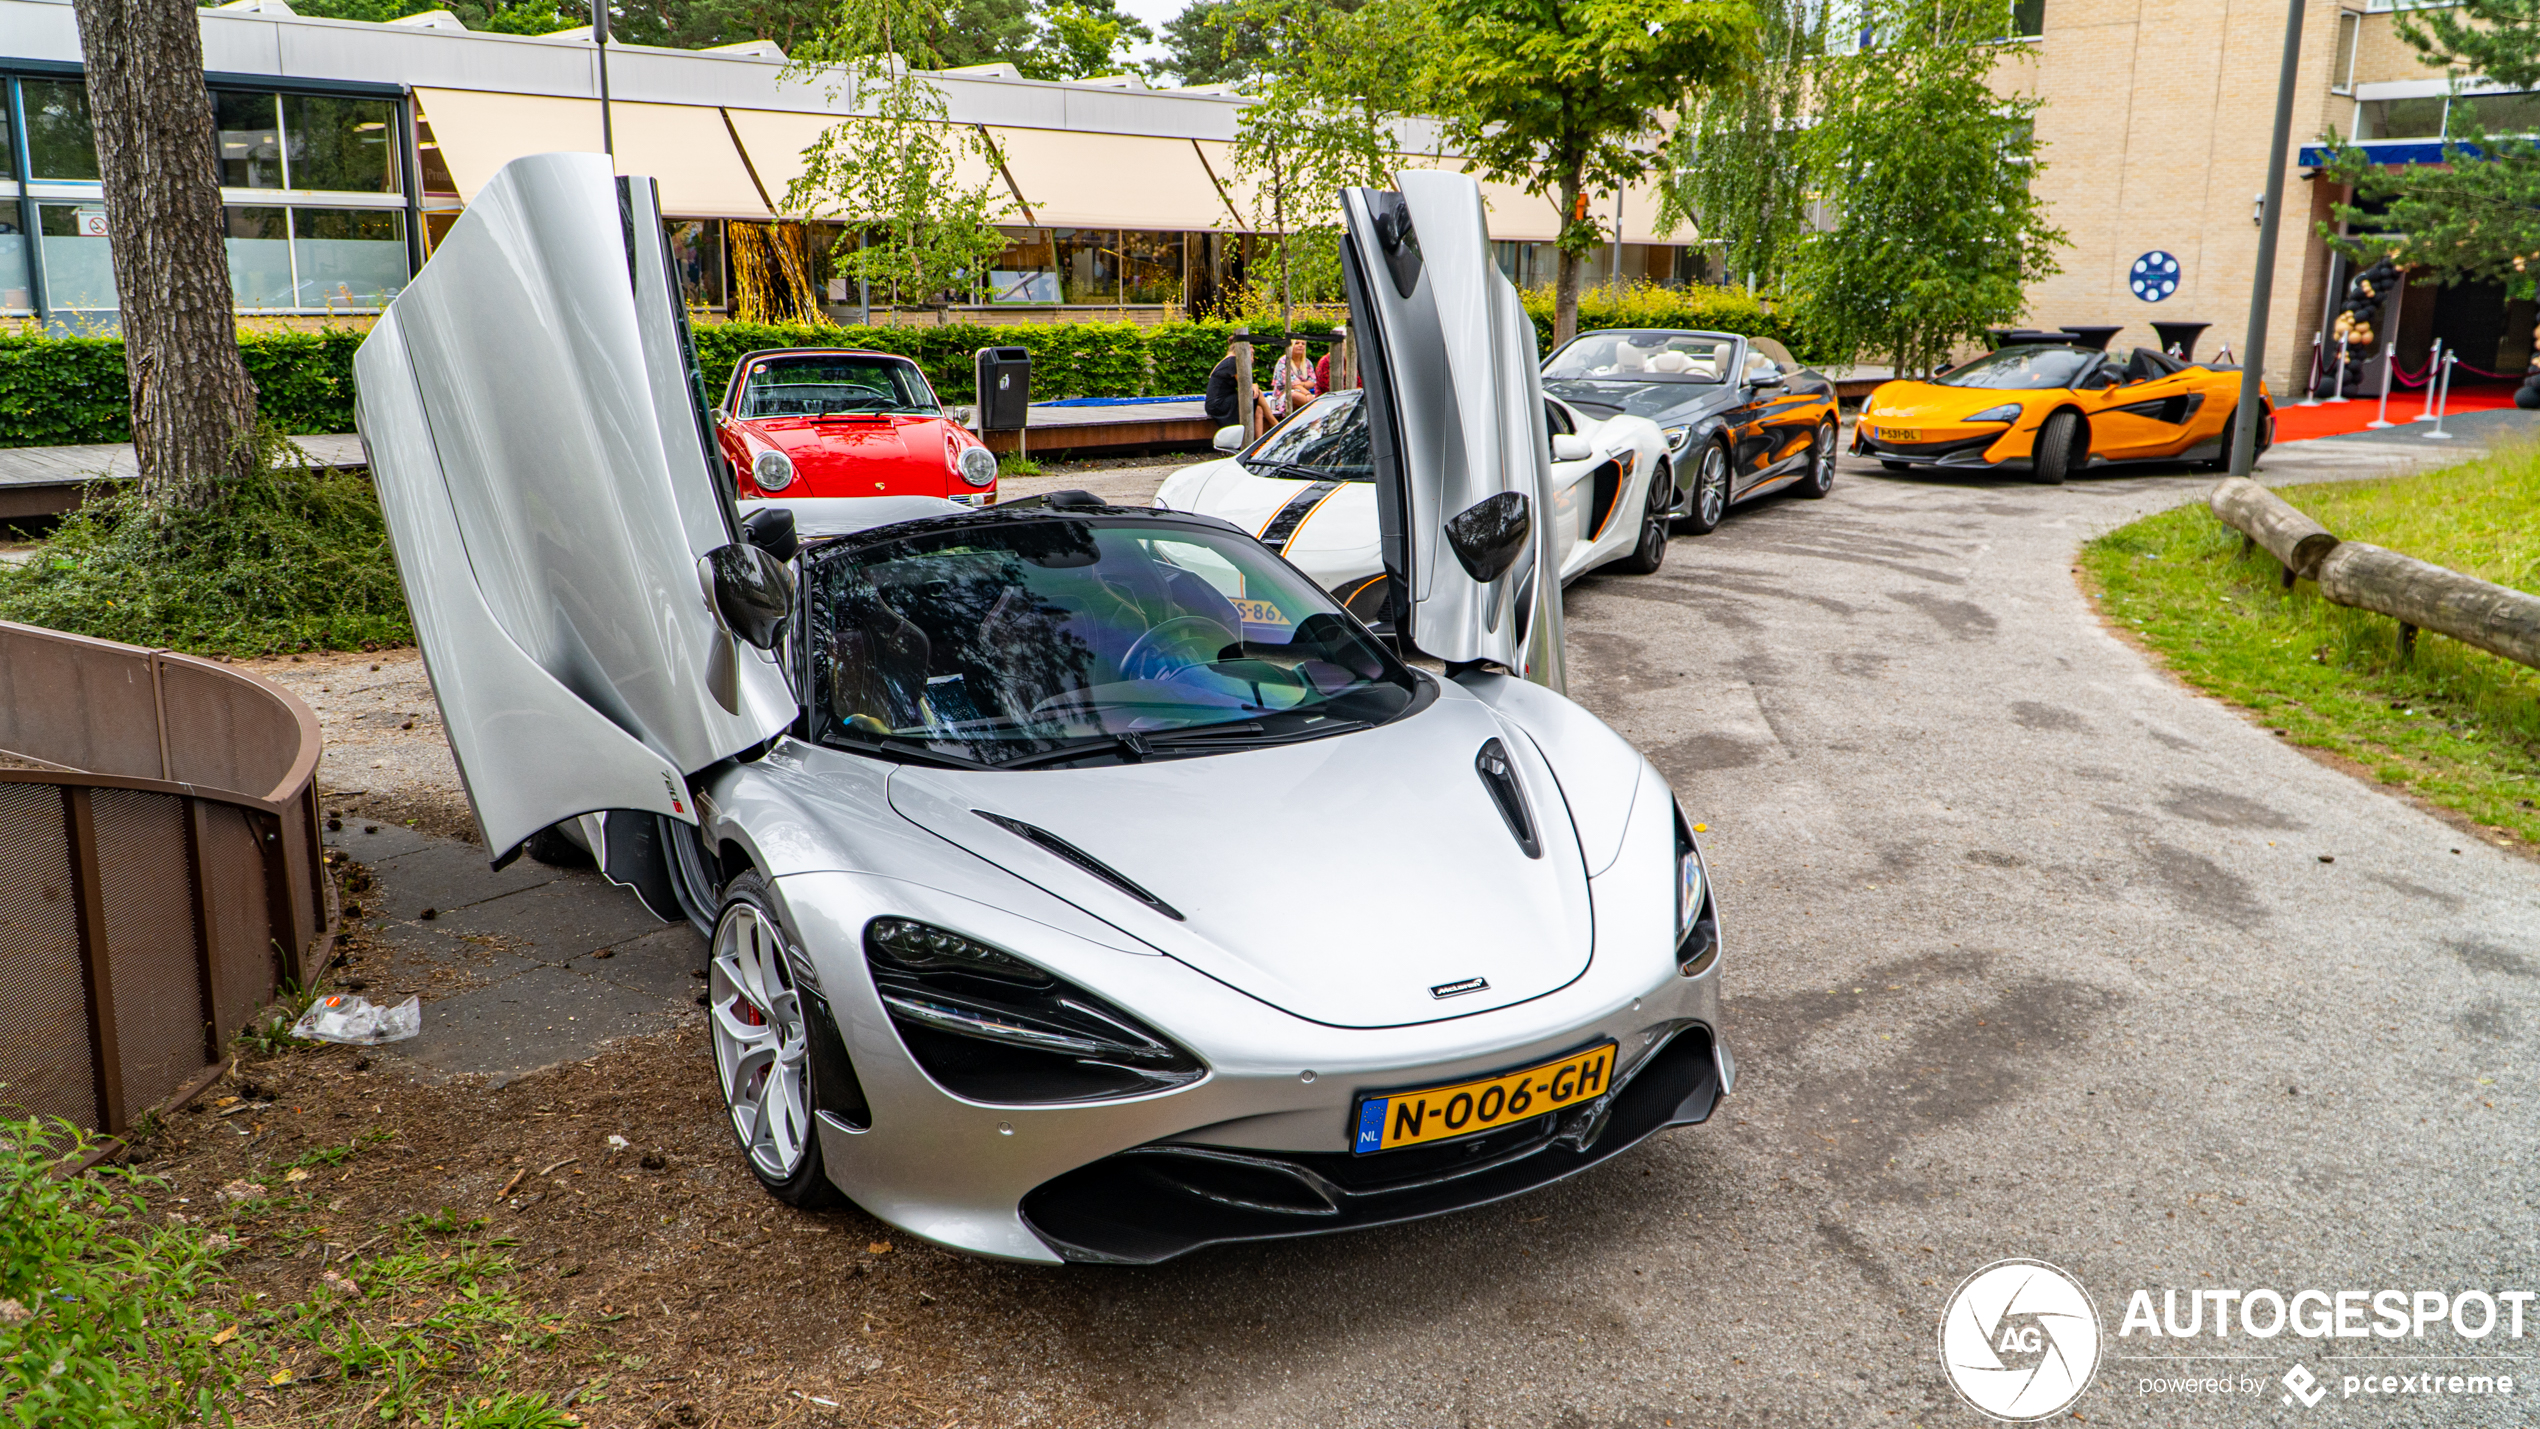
xmin=974 ymin=811 xmax=1186 ymax=920
xmin=1474 ymin=739 xmax=1541 ymax=859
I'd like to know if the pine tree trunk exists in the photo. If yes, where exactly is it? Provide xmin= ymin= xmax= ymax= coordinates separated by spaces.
xmin=73 ymin=0 xmax=259 ymax=512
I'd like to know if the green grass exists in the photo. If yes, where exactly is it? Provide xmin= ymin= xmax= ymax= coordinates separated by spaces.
xmin=2083 ymin=448 xmax=2540 ymax=846
xmin=0 ymin=430 xmax=411 ymax=656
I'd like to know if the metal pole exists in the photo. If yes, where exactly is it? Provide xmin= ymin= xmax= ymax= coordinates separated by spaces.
xmin=594 ymin=0 xmax=614 ymax=159
xmin=2230 ymin=0 xmax=2307 ymax=478
xmin=2299 ymin=332 xmax=2324 ymax=406
xmin=2327 ymin=342 xmax=2349 ymax=403
xmin=2425 ymin=351 xmax=2456 ymax=438
xmin=2367 ymin=278 xmax=2403 ymax=428
xmin=2417 ymin=337 xmax=2444 ymax=418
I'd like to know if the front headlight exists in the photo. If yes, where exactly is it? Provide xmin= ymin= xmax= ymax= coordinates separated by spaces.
xmin=865 ymin=917 xmax=1205 ymax=1104
xmin=1674 ymin=806 xmax=1717 ymax=977
xmin=1662 ymin=425 xmax=1691 ymax=451
xmin=1966 ymin=404 xmax=2022 ymax=425
xmin=751 ymin=447 xmax=795 ymax=491
xmin=957 ymin=444 xmax=998 ymax=488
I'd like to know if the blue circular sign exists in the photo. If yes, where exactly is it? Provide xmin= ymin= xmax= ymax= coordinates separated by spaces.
xmin=2130 ymin=250 xmax=2181 ymax=302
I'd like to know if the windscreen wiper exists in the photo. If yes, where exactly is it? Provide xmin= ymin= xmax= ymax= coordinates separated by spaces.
xmin=822 ymin=730 xmax=993 ymax=769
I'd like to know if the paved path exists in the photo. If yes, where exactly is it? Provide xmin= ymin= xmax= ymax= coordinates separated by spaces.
xmin=1046 ymin=440 xmax=2540 ymax=1427
xmin=325 ymin=819 xmax=703 ymax=1085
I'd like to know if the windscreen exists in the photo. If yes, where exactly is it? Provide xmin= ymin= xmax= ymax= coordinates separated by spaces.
xmin=1543 ymin=332 xmax=1731 ymax=383
xmin=739 ymin=355 xmax=939 ymax=417
xmin=1240 ymin=391 xmax=1372 ymax=480
xmin=1933 ymin=347 xmax=2097 ymax=390
xmin=806 ymin=516 xmax=1417 ymax=766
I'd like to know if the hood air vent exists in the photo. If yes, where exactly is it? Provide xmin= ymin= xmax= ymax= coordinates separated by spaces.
xmin=1474 ymin=739 xmax=1540 ymax=859
xmin=975 ymin=810 xmax=1186 ymax=920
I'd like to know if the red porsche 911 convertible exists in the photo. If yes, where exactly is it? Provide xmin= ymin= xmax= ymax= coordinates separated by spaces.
xmin=715 ymin=348 xmax=1001 ymax=505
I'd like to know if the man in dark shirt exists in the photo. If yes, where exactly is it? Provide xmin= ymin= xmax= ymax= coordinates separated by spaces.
xmin=1204 ymin=341 xmax=1242 ymax=422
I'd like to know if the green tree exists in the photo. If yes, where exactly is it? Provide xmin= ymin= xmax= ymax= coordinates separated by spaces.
xmin=785 ymin=0 xmax=1017 ymax=312
xmin=1787 ymin=0 xmax=2064 ymax=376
xmin=1655 ymin=0 xmax=1824 ymax=294
xmin=1417 ymin=0 xmax=1754 ymax=346
xmin=1017 ymin=0 xmax=1153 ymax=79
xmin=2319 ymin=0 xmax=2540 ymax=298
xmin=1223 ymin=0 xmax=1416 ymax=329
xmin=1159 ymin=0 xmax=1269 ymax=86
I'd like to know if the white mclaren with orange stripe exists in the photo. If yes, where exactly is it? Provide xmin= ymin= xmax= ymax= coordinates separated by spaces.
xmin=1152 ymin=391 xmax=1674 ymax=628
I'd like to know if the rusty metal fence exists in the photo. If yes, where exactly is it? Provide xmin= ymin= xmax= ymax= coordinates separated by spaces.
xmin=0 ymin=620 xmax=329 ymax=1134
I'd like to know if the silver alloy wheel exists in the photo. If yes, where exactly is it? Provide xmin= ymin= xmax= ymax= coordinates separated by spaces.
xmin=1697 ymin=447 xmax=1729 ymax=526
xmin=1812 ymin=422 xmax=1837 ymax=490
xmin=710 ymin=899 xmax=813 ymax=1180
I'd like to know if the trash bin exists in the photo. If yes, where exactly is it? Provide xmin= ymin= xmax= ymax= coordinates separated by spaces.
xmin=975 ymin=347 xmax=1031 ymax=433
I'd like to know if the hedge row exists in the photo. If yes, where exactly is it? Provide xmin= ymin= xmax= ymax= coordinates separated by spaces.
xmin=0 ymin=286 xmax=1803 ymax=448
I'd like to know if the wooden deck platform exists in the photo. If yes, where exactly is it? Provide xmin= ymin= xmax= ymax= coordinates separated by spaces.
xmin=0 ymin=433 xmax=368 ymax=520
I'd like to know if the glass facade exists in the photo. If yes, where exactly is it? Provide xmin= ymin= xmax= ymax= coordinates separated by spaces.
xmin=666 ymin=219 xmax=725 ymax=309
xmin=2 ymin=73 xmax=413 ymax=318
xmin=1123 ymin=230 xmax=1184 ymax=305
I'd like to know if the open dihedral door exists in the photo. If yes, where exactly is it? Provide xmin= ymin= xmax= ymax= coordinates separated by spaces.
xmin=1339 ymin=171 xmax=1564 ymax=691
xmin=353 ymin=153 xmax=796 ymax=891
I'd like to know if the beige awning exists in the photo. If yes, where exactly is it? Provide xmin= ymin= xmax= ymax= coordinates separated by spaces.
xmin=412 ymin=89 xmax=770 ymax=217
xmin=722 ymin=108 xmax=1017 ymax=219
xmin=1389 ymin=155 xmax=1562 ymax=241
xmin=987 ymin=127 xmax=1241 ymax=231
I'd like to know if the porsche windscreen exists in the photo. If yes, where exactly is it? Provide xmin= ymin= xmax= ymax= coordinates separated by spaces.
xmin=1241 ymin=392 xmax=1373 ymax=481
xmin=1932 ymin=347 xmax=2097 ymax=390
xmin=804 ymin=517 xmax=1418 ymax=765
xmin=740 ymin=356 xmax=940 ymax=417
xmin=1542 ymin=332 xmax=1732 ymax=383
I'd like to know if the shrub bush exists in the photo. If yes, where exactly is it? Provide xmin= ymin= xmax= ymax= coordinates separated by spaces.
xmin=0 ymin=289 xmax=1814 ymax=450
xmin=0 ymin=430 xmax=411 ymax=655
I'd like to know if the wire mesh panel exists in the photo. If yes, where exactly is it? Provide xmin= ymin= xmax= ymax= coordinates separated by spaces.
xmin=90 ymin=788 xmax=209 ymax=1115
xmin=197 ymin=802 xmax=278 ymax=1045
xmin=0 ymin=784 xmax=96 ymax=1127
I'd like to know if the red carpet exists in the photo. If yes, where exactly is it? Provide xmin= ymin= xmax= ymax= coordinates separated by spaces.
xmin=2272 ymin=377 xmax=2523 ymax=442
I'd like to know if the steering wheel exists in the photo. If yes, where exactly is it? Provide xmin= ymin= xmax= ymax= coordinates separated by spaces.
xmin=1119 ymin=615 xmax=1238 ymax=684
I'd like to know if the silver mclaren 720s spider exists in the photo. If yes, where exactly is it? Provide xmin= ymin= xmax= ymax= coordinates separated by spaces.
xmin=353 ymin=154 xmax=1732 ymax=1264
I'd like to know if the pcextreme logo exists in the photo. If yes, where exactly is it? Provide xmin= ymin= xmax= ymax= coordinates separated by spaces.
xmin=1939 ymin=1260 xmax=2103 ymax=1421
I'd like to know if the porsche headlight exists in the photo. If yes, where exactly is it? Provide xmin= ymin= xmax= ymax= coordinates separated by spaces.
xmin=1662 ymin=425 xmax=1691 ymax=451
xmin=865 ymin=917 xmax=1204 ymax=1103
xmin=1966 ymin=404 xmax=2022 ymax=425
xmin=957 ymin=444 xmax=998 ymax=488
xmin=1674 ymin=807 xmax=1718 ymax=977
xmin=751 ymin=447 xmax=796 ymax=491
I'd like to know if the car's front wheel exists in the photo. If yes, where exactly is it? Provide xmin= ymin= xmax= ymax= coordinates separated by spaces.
xmin=1679 ymin=443 xmax=1730 ymax=536
xmin=709 ymin=871 xmax=842 ymax=1208
xmin=1798 ymin=419 xmax=1838 ymax=498
xmin=2033 ymin=410 xmax=2083 ymax=485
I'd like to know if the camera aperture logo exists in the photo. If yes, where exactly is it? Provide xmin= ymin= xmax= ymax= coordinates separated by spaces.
xmin=1940 ymin=1259 xmax=2103 ymax=1420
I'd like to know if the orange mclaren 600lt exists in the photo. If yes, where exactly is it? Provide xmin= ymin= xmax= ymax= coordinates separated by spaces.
xmin=1854 ymin=331 xmax=2272 ymax=484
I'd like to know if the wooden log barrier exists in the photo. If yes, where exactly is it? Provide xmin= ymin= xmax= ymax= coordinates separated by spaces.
xmin=2209 ymin=477 xmax=2339 ymax=586
xmin=2315 ymin=540 xmax=2540 ymax=669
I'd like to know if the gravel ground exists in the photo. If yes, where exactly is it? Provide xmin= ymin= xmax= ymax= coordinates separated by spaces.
xmin=244 ymin=649 xmax=476 ymax=843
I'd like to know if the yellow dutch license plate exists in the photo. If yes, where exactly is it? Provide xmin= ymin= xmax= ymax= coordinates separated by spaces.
xmin=1352 ymin=1042 xmax=1618 ymax=1154
xmin=1880 ymin=427 xmax=1921 ymax=443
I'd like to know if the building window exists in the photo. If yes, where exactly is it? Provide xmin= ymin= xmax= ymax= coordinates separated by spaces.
xmin=2354 ymin=97 xmax=2446 ymax=140
xmin=665 ymin=219 xmax=725 ymax=310
xmin=0 ymin=89 xmax=15 ymax=180
xmin=415 ymin=118 xmax=460 ymax=198
xmin=36 ymin=204 xmax=116 ymax=308
xmin=283 ymin=95 xmax=400 ymax=194
xmin=1052 ymin=228 xmax=1118 ymax=304
xmin=2010 ymin=0 xmax=2044 ymax=39
xmin=988 ymin=227 xmax=1059 ymax=303
xmin=214 ymin=92 xmax=286 ymax=189
xmin=2451 ymin=90 xmax=2540 ymax=135
xmin=2332 ymin=11 xmax=2361 ymax=94
xmin=223 ymin=207 xmax=294 ymax=309
xmin=23 ymin=81 xmax=99 ymax=182
xmin=1123 ymin=231 xmax=1185 ymax=305
xmin=292 ymin=208 xmax=407 ymax=309
xmin=0 ymin=215 xmax=30 ymax=313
